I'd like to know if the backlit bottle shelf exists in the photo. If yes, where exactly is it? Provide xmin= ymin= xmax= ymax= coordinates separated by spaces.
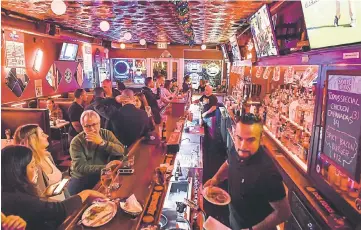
xmin=280 ymin=115 xmax=311 ymax=136
xmin=263 ymin=126 xmax=308 ymax=172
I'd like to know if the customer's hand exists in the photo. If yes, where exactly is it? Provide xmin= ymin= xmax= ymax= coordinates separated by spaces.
xmin=78 ymin=190 xmax=106 ymax=203
xmin=85 ymin=132 xmax=103 ymax=145
xmin=1 ymin=214 xmax=27 ymax=230
xmin=106 ymin=160 xmax=123 ymax=172
xmin=203 ymin=177 xmax=219 ymax=188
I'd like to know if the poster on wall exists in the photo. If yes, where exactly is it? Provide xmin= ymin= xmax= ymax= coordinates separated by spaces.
xmin=184 ymin=60 xmax=222 ymax=89
xmin=323 ymin=74 xmax=361 ymax=181
xmin=83 ymin=44 xmax=93 ymax=71
xmin=35 ymin=79 xmax=43 ymax=97
xmin=4 ymin=30 xmax=25 ymax=68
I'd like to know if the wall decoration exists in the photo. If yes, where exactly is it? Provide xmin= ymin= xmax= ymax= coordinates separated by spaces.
xmin=170 ymin=1 xmax=195 ymax=46
xmin=273 ymin=66 xmax=280 ymax=81
xmin=76 ymin=63 xmax=84 ymax=87
xmin=184 ymin=59 xmax=222 ymax=89
xmin=112 ymin=58 xmax=147 ymax=83
xmin=64 ymin=68 xmax=72 ymax=83
xmin=160 ymin=50 xmax=172 ymax=58
xmin=45 ymin=64 xmax=59 ymax=90
xmin=5 ymin=68 xmax=29 ymax=97
xmin=4 ymin=30 xmax=25 ymax=68
xmin=34 ymin=79 xmax=43 ymax=97
xmin=256 ymin=66 xmax=264 ymax=78
xmin=206 ymin=63 xmax=221 ymax=77
xmin=263 ymin=66 xmax=272 ymax=79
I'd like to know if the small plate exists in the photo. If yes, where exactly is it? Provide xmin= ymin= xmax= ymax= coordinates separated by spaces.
xmin=119 ymin=200 xmax=143 ymax=217
xmin=81 ymin=201 xmax=117 ymax=227
xmin=202 ymin=187 xmax=231 ymax=206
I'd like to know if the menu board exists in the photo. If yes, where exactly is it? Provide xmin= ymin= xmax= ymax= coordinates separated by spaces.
xmin=324 ymin=74 xmax=361 ymax=180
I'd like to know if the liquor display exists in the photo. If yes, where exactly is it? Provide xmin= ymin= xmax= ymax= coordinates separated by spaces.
xmin=262 ymin=65 xmax=318 ymax=172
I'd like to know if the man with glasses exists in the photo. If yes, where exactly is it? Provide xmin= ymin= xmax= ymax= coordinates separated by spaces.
xmin=204 ymin=114 xmax=290 ymax=230
xmin=67 ymin=110 xmax=126 ymax=195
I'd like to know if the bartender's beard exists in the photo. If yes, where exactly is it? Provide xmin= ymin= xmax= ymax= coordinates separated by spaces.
xmin=236 ymin=149 xmax=252 ymax=160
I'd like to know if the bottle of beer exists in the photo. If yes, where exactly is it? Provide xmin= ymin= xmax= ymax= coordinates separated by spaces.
xmin=161 ymin=122 xmax=166 ymax=142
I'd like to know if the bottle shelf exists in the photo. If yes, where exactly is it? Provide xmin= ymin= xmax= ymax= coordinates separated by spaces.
xmin=280 ymin=115 xmax=311 ymax=136
xmin=263 ymin=126 xmax=308 ymax=172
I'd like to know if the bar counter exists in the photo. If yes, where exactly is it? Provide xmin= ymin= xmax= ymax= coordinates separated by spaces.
xmin=59 ymin=104 xmax=188 ymax=230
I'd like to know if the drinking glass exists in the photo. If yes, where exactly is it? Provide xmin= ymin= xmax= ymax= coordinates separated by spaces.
xmin=5 ymin=129 xmax=11 ymax=144
xmin=101 ymin=168 xmax=113 ymax=198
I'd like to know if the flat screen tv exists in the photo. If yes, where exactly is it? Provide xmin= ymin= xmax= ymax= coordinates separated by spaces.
xmin=220 ymin=44 xmax=230 ymax=62
xmin=301 ymin=0 xmax=361 ymax=49
xmin=59 ymin=43 xmax=78 ymax=61
xmin=229 ymin=35 xmax=242 ymax=61
xmin=249 ymin=4 xmax=279 ymax=58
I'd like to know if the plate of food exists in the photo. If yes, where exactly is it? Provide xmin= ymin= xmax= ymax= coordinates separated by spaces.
xmin=81 ymin=201 xmax=117 ymax=227
xmin=202 ymin=186 xmax=231 ymax=206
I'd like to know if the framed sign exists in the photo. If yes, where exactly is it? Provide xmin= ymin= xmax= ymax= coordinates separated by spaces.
xmin=323 ymin=73 xmax=361 ymax=181
xmin=4 ymin=30 xmax=25 ymax=68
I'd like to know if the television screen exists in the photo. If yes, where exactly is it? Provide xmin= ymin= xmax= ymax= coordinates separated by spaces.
xmin=59 ymin=43 xmax=78 ymax=61
xmin=301 ymin=0 xmax=361 ymax=49
xmin=229 ymin=35 xmax=242 ymax=61
xmin=249 ymin=4 xmax=278 ymax=58
xmin=220 ymin=44 xmax=229 ymax=62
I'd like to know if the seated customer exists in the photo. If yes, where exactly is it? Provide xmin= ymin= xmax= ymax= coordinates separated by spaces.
xmin=46 ymin=98 xmax=63 ymax=121
xmin=1 ymin=145 xmax=105 ymax=230
xmin=68 ymin=110 xmax=126 ymax=195
xmin=14 ymin=124 xmax=66 ymax=200
xmin=94 ymin=89 xmax=151 ymax=147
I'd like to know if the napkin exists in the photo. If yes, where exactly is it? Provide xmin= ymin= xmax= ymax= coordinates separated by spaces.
xmin=125 ymin=194 xmax=142 ymax=212
xmin=203 ymin=216 xmax=231 ymax=230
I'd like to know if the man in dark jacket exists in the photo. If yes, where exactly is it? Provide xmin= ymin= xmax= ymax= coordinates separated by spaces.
xmin=142 ymin=77 xmax=162 ymax=124
xmin=94 ymin=89 xmax=151 ymax=147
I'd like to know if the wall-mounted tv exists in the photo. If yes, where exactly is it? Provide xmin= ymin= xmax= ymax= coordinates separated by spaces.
xmin=220 ymin=44 xmax=230 ymax=62
xmin=59 ymin=43 xmax=78 ymax=61
xmin=229 ymin=35 xmax=242 ymax=61
xmin=249 ymin=4 xmax=279 ymax=58
xmin=301 ymin=0 xmax=361 ymax=49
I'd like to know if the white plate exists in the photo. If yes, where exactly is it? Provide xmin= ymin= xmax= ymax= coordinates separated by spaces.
xmin=81 ymin=201 xmax=117 ymax=227
xmin=202 ymin=187 xmax=231 ymax=206
xmin=119 ymin=201 xmax=143 ymax=215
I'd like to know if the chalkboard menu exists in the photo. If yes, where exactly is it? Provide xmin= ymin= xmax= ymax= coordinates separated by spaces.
xmin=324 ymin=74 xmax=361 ymax=181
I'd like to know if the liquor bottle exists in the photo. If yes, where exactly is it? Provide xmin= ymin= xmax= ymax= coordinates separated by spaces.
xmin=161 ymin=122 xmax=166 ymax=141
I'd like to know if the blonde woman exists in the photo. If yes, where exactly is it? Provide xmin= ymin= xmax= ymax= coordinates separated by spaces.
xmin=14 ymin=124 xmax=66 ymax=201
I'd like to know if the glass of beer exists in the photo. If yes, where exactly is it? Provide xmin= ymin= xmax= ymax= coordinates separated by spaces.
xmin=101 ymin=167 xmax=113 ymax=198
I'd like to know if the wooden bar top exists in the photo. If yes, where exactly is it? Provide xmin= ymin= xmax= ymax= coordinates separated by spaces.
xmin=59 ymin=109 xmax=182 ymax=230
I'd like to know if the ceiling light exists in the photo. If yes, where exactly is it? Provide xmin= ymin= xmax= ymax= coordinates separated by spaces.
xmin=139 ymin=39 xmax=146 ymax=45
xmin=99 ymin=21 xmax=110 ymax=32
xmin=124 ymin=32 xmax=132 ymax=41
xmin=51 ymin=0 xmax=66 ymax=15
xmin=201 ymin=44 xmax=206 ymax=50
xmin=120 ymin=43 xmax=126 ymax=49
